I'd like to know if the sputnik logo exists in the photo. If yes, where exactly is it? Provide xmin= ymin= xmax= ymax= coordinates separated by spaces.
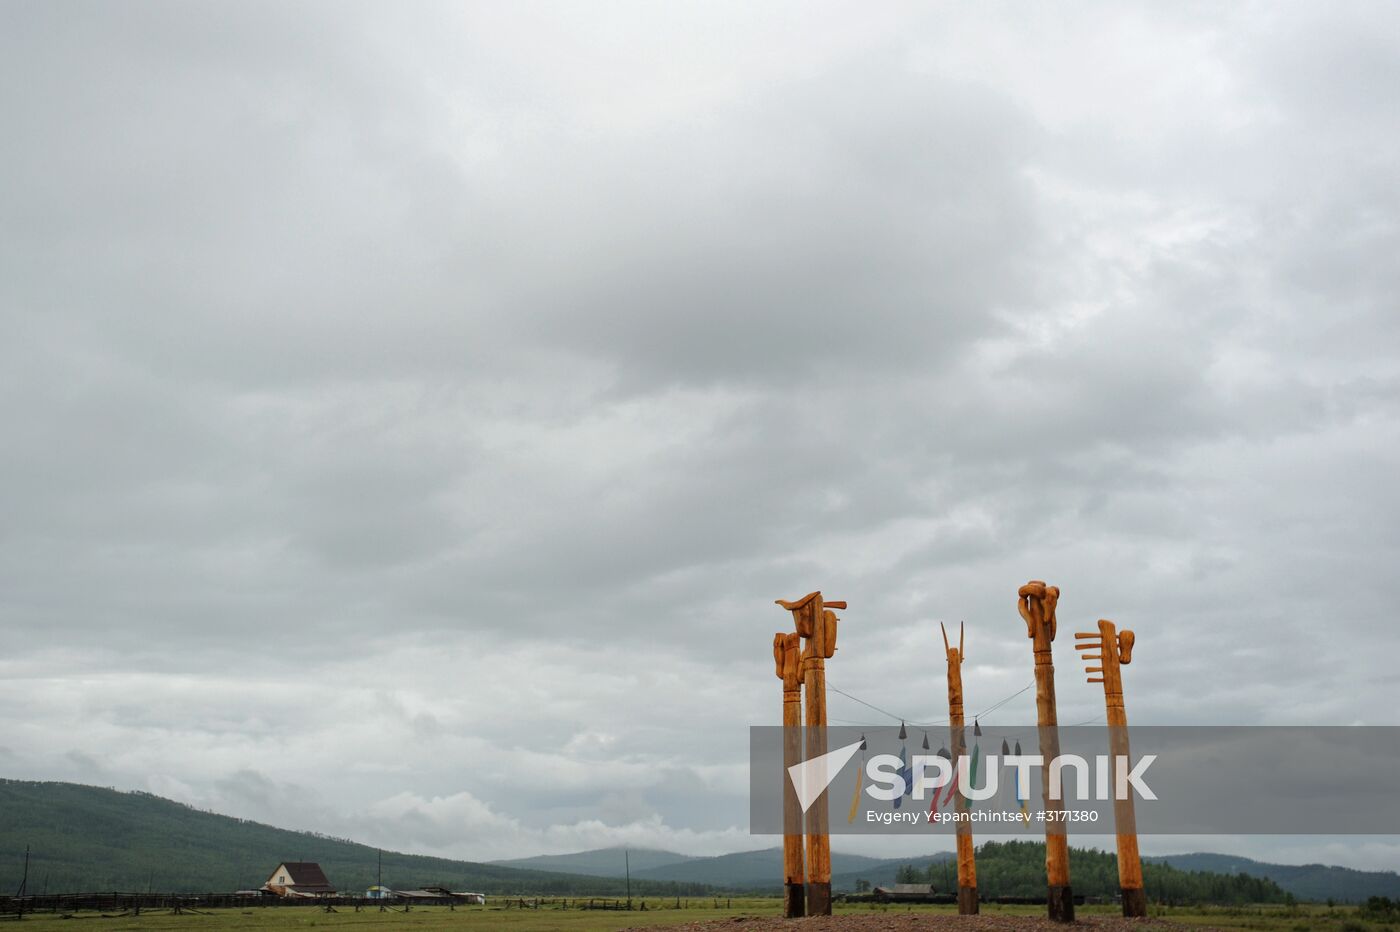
xmin=787 ymin=740 xmax=865 ymax=813
xmin=788 ymin=739 xmax=1159 ymax=813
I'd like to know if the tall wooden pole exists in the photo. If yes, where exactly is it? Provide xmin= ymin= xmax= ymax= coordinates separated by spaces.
xmin=776 ymin=591 xmax=844 ymax=917
xmin=1018 ymin=580 xmax=1074 ymax=922
xmin=941 ymin=622 xmax=978 ymax=914
xmin=1075 ymin=619 xmax=1145 ymax=917
xmin=772 ymin=631 xmax=805 ymax=918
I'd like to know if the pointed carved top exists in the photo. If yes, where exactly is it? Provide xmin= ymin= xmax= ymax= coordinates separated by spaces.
xmin=940 ymin=620 xmax=965 ymax=664
xmin=940 ymin=621 xmax=966 ymax=716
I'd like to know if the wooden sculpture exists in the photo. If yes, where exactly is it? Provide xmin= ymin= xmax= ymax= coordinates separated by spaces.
xmin=775 ymin=591 xmax=845 ymax=917
xmin=1075 ymin=619 xmax=1145 ymax=917
xmin=940 ymin=622 xmax=978 ymax=914
xmin=1018 ymin=580 xmax=1074 ymax=922
xmin=772 ymin=631 xmax=805 ymax=918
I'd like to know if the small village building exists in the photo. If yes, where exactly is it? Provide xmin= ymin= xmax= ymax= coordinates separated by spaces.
xmin=423 ymin=886 xmax=485 ymax=904
xmin=393 ymin=888 xmax=440 ymax=902
xmin=872 ymin=883 xmax=938 ymax=902
xmin=391 ymin=886 xmax=486 ymax=905
xmin=261 ymin=862 xmax=337 ymax=898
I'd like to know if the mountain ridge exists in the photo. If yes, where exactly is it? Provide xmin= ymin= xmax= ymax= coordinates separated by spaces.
xmin=5 ymin=780 xmax=1395 ymax=902
xmin=490 ymin=847 xmax=698 ymax=877
xmin=497 ymin=843 xmax=1400 ymax=902
xmin=0 ymin=780 xmax=711 ymax=896
xmin=1146 ymin=852 xmax=1400 ymax=903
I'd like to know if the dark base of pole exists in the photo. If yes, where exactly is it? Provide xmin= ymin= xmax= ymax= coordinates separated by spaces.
xmin=783 ymin=883 xmax=805 ymax=918
xmin=1121 ymin=886 xmax=1147 ymax=918
xmin=1047 ymin=885 xmax=1075 ymax=922
xmin=806 ymin=882 xmax=831 ymax=917
xmin=957 ymin=886 xmax=979 ymax=914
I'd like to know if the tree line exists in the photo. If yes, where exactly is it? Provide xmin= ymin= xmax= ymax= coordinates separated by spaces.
xmin=882 ymin=841 xmax=1287 ymax=904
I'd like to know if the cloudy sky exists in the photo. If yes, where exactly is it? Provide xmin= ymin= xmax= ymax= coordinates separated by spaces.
xmin=3 ymin=1 xmax=1399 ymax=870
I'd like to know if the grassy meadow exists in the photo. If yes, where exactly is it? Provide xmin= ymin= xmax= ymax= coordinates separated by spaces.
xmin=6 ymin=898 xmax=1398 ymax=931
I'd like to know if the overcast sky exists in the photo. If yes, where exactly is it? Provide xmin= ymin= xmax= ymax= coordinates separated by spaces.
xmin=2 ymin=1 xmax=1399 ymax=871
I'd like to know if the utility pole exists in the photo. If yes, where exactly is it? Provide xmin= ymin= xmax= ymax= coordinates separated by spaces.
xmin=776 ymin=591 xmax=845 ymax=917
xmin=1076 ymin=618 xmax=1145 ymax=917
xmin=1018 ymin=580 xmax=1074 ymax=922
xmin=625 ymin=848 xmax=632 ymax=910
xmin=772 ymin=631 xmax=805 ymax=917
xmin=940 ymin=622 xmax=978 ymax=914
xmin=16 ymin=845 xmax=29 ymax=920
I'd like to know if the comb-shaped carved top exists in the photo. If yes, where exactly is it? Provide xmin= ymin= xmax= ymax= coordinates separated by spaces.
xmin=1076 ymin=619 xmax=1136 ymax=695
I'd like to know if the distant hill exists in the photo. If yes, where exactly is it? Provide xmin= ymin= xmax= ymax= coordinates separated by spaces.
xmin=605 ymin=841 xmax=1288 ymax=902
xmin=829 ymin=847 xmax=1400 ymax=903
xmin=0 ymin=780 xmax=712 ymax=896
xmin=864 ymin=841 xmax=1285 ymax=904
xmin=481 ymin=841 xmax=1400 ymax=902
xmin=629 ymin=848 xmax=887 ymax=888
xmin=493 ymin=845 xmax=889 ymax=889
xmin=1149 ymin=853 xmax=1400 ymax=904
xmin=491 ymin=847 xmax=696 ymax=878
xmin=6 ymin=779 xmax=1384 ymax=903
xmin=831 ymin=851 xmax=955 ymax=891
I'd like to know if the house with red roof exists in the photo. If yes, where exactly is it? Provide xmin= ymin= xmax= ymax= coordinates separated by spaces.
xmin=261 ymin=861 xmax=337 ymax=898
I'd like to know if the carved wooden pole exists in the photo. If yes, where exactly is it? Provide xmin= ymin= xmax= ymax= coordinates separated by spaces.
xmin=941 ymin=622 xmax=978 ymax=914
xmin=772 ymin=631 xmax=805 ymax=918
xmin=1075 ymin=619 xmax=1145 ymax=917
xmin=1018 ymin=580 xmax=1074 ymax=922
xmin=776 ymin=592 xmax=844 ymax=917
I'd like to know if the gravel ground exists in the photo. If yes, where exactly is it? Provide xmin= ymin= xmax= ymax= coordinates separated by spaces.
xmin=623 ymin=916 xmax=1218 ymax=931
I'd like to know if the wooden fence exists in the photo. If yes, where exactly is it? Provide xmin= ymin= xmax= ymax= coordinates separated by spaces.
xmin=0 ymin=892 xmax=738 ymax=916
xmin=0 ymin=892 xmax=476 ymax=915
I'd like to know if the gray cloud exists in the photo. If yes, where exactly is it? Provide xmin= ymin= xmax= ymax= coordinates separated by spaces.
xmin=2 ymin=0 xmax=1398 ymax=868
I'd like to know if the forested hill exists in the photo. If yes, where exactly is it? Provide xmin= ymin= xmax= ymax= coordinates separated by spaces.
xmin=1148 ymin=853 xmax=1400 ymax=904
xmin=3 ymin=780 xmax=1376 ymax=903
xmin=871 ymin=841 xmax=1288 ymax=904
xmin=0 ymin=780 xmax=712 ymax=896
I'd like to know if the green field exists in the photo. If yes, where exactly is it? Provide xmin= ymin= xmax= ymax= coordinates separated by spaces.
xmin=6 ymin=898 xmax=1398 ymax=931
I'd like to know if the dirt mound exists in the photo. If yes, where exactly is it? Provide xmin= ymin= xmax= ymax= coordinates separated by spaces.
xmin=624 ymin=916 xmax=1216 ymax=931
